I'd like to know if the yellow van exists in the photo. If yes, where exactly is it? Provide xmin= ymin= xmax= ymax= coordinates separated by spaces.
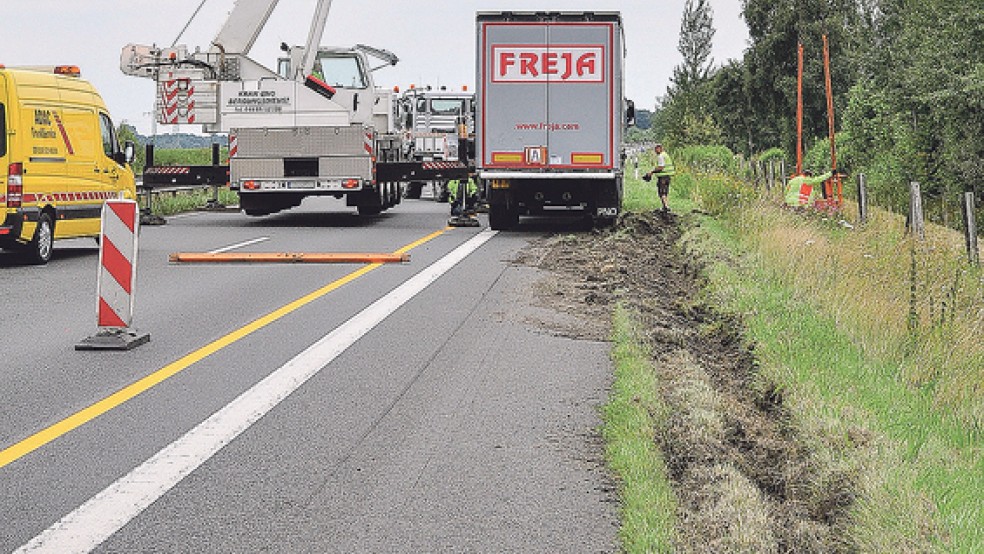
xmin=1 ymin=65 xmax=135 ymax=264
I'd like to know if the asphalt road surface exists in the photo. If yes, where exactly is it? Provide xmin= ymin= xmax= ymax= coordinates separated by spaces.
xmin=0 ymin=197 xmax=617 ymax=553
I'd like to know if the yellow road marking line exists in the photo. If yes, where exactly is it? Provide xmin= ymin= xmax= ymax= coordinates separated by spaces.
xmin=0 ymin=228 xmax=449 ymax=469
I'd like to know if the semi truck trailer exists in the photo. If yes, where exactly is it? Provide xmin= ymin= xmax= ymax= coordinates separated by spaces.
xmin=476 ymin=11 xmax=633 ymax=230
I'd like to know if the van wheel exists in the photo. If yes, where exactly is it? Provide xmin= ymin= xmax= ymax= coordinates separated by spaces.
xmin=26 ymin=213 xmax=54 ymax=265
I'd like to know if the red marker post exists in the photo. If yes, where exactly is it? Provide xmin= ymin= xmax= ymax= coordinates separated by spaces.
xmin=76 ymin=199 xmax=150 ymax=350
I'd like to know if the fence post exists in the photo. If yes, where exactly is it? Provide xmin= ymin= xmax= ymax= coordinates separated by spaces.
xmin=963 ymin=191 xmax=979 ymax=266
xmin=780 ymin=160 xmax=787 ymax=190
xmin=767 ymin=160 xmax=774 ymax=193
xmin=858 ymin=173 xmax=869 ymax=225
xmin=908 ymin=181 xmax=925 ymax=240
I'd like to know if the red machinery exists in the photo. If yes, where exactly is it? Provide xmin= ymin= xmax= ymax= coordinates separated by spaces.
xmin=795 ymin=35 xmax=843 ymax=210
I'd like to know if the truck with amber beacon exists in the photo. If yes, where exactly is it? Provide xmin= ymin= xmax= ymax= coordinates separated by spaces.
xmin=476 ymin=11 xmax=633 ymax=229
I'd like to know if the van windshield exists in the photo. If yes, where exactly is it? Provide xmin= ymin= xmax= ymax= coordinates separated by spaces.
xmin=0 ymin=103 xmax=6 ymax=157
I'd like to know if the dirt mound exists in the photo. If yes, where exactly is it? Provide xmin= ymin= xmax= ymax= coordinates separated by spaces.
xmin=522 ymin=211 xmax=857 ymax=552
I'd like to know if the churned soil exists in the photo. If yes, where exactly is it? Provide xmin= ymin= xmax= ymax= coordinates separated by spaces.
xmin=518 ymin=211 xmax=856 ymax=553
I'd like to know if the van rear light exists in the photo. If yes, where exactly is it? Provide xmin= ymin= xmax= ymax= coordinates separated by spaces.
xmin=7 ymin=163 xmax=23 ymax=208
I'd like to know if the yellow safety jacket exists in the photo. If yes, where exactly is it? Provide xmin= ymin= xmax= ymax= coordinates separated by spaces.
xmin=785 ymin=172 xmax=832 ymax=207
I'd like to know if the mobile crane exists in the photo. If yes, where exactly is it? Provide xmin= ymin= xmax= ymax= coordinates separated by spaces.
xmin=121 ymin=0 xmax=464 ymax=217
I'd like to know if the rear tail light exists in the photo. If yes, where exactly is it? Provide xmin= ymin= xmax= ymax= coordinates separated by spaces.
xmin=342 ymin=179 xmax=360 ymax=189
xmin=7 ymin=163 xmax=23 ymax=208
xmin=242 ymin=180 xmax=260 ymax=190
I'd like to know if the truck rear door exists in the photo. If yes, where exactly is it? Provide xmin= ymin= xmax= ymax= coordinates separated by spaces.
xmin=545 ymin=21 xmax=614 ymax=170
xmin=479 ymin=19 xmax=549 ymax=169
xmin=479 ymin=15 xmax=615 ymax=171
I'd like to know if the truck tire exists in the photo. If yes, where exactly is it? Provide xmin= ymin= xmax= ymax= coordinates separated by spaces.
xmin=25 ymin=212 xmax=54 ymax=265
xmin=488 ymin=203 xmax=518 ymax=230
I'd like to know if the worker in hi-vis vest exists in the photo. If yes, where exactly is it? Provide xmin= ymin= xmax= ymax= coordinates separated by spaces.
xmin=643 ymin=143 xmax=675 ymax=213
xmin=785 ymin=170 xmax=833 ymax=208
xmin=448 ymin=174 xmax=479 ymax=216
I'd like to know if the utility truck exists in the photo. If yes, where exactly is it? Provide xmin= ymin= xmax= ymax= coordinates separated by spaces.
xmin=396 ymin=85 xmax=474 ymax=200
xmin=121 ymin=0 xmax=414 ymax=216
xmin=476 ymin=11 xmax=633 ymax=229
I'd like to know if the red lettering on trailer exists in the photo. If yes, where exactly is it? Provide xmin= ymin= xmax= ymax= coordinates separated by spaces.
xmin=491 ymin=45 xmax=605 ymax=83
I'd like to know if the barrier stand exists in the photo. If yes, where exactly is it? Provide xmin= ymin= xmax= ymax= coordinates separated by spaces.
xmin=201 ymin=142 xmax=228 ymax=211
xmin=76 ymin=200 xmax=151 ymax=351
xmin=140 ymin=144 xmax=167 ymax=226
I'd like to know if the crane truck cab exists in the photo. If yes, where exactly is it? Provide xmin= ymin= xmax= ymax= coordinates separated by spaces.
xmin=396 ymin=86 xmax=475 ymax=200
xmin=0 ymin=65 xmax=136 ymax=264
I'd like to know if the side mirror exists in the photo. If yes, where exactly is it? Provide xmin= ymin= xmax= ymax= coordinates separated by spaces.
xmin=124 ymin=141 xmax=136 ymax=165
xmin=625 ymin=99 xmax=636 ymax=127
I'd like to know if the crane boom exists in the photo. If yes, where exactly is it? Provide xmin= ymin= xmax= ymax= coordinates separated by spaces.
xmin=211 ymin=0 xmax=282 ymax=55
xmin=298 ymin=0 xmax=335 ymax=80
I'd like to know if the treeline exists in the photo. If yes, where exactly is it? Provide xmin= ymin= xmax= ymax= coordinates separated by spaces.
xmin=645 ymin=0 xmax=982 ymax=220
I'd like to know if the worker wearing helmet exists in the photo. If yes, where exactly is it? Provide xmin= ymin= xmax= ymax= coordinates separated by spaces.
xmin=448 ymin=174 xmax=479 ymax=216
xmin=643 ymin=143 xmax=675 ymax=213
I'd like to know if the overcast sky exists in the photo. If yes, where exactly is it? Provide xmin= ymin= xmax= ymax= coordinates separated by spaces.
xmin=1 ymin=0 xmax=749 ymax=136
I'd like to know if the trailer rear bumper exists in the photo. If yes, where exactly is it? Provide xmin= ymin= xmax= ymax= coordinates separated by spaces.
xmin=478 ymin=171 xmax=617 ymax=180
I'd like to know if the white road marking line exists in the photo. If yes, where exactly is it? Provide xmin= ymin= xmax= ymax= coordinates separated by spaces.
xmin=16 ymin=228 xmax=498 ymax=554
xmin=208 ymin=237 xmax=270 ymax=254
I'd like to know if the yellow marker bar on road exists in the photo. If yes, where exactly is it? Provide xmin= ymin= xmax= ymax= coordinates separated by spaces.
xmin=169 ymin=252 xmax=410 ymax=264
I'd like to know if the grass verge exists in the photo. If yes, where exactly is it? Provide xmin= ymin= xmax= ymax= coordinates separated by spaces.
xmin=604 ymin=306 xmax=677 ymax=553
xmin=677 ymin=166 xmax=981 ymax=551
xmin=605 ymin=157 xmax=981 ymax=552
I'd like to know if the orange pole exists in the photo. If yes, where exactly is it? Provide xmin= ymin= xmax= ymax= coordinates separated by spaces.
xmin=796 ymin=42 xmax=804 ymax=176
xmin=822 ymin=34 xmax=841 ymax=205
xmin=168 ymin=252 xmax=410 ymax=264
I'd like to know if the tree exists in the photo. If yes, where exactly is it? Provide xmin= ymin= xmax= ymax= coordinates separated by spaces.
xmin=655 ymin=0 xmax=722 ymax=147
xmin=672 ymin=0 xmax=716 ymax=92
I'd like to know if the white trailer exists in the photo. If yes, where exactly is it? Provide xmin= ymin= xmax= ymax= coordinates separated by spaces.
xmin=476 ymin=11 xmax=633 ymax=229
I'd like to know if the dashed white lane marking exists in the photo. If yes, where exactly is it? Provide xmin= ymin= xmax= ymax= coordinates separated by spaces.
xmin=15 ymin=228 xmax=497 ymax=554
xmin=208 ymin=237 xmax=270 ymax=254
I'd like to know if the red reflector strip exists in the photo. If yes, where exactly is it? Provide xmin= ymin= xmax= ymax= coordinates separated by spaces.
xmin=101 ymin=236 xmax=133 ymax=294
xmin=98 ymin=297 xmax=128 ymax=328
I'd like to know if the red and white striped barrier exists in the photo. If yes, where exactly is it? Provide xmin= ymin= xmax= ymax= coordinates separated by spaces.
xmin=76 ymin=199 xmax=150 ymax=350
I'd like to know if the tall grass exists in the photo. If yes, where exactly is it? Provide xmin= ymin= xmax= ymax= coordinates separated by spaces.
xmin=672 ymin=152 xmax=983 ymax=552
